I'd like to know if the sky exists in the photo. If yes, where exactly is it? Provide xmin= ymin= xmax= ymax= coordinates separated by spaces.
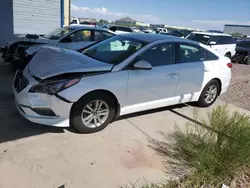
xmin=71 ymin=0 xmax=250 ymax=30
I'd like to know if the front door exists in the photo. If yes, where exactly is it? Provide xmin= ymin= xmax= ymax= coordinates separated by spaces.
xmin=125 ymin=43 xmax=179 ymax=113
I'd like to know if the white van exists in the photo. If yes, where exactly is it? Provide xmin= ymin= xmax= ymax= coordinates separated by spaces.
xmin=186 ymin=32 xmax=236 ymax=58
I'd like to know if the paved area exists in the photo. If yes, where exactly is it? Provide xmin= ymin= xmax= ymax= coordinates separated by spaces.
xmin=0 ymin=65 xmax=249 ymax=188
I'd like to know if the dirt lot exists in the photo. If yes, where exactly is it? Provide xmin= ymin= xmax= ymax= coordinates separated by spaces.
xmin=0 ymin=57 xmax=250 ymax=187
xmin=220 ymin=64 xmax=250 ymax=111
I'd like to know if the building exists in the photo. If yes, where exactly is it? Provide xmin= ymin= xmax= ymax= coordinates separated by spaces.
xmin=0 ymin=0 xmax=70 ymax=45
xmin=224 ymin=24 xmax=250 ymax=36
xmin=115 ymin=17 xmax=136 ymax=26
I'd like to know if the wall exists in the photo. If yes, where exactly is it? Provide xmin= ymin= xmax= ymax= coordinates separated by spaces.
xmin=0 ymin=0 xmax=14 ymax=46
xmin=64 ymin=0 xmax=70 ymax=26
xmin=13 ymin=0 xmax=61 ymax=35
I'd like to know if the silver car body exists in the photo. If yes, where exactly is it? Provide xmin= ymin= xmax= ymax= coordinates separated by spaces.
xmin=14 ymin=34 xmax=232 ymax=127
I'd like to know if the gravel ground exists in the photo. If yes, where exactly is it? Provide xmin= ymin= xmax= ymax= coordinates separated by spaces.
xmin=220 ymin=64 xmax=250 ymax=111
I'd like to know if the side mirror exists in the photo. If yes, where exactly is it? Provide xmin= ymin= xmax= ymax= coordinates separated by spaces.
xmin=133 ymin=60 xmax=152 ymax=70
xmin=209 ymin=41 xmax=216 ymax=45
xmin=61 ymin=37 xmax=72 ymax=43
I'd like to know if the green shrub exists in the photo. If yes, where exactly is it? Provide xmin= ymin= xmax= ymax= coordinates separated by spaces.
xmin=152 ymin=105 xmax=250 ymax=187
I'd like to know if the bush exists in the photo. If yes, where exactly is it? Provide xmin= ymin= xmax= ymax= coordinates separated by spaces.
xmin=152 ymin=105 xmax=250 ymax=187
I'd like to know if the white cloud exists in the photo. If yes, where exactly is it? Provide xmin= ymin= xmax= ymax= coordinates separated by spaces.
xmin=71 ymin=3 xmax=162 ymax=23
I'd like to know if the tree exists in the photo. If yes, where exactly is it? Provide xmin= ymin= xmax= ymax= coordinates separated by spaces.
xmin=98 ymin=19 xmax=109 ymax=25
xmin=231 ymin=32 xmax=242 ymax=37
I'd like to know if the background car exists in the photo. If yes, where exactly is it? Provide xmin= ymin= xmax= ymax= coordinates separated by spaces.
xmin=13 ymin=34 xmax=232 ymax=133
xmin=11 ymin=26 xmax=115 ymax=71
xmin=186 ymin=32 xmax=236 ymax=58
xmin=232 ymin=40 xmax=250 ymax=64
xmin=108 ymin=26 xmax=134 ymax=34
xmin=161 ymin=30 xmax=184 ymax=37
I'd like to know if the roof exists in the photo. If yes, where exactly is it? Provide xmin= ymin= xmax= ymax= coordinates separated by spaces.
xmin=191 ymin=31 xmax=231 ymax=36
xmin=66 ymin=26 xmax=108 ymax=32
xmin=225 ymin=24 xmax=250 ymax=28
xmin=119 ymin=33 xmax=190 ymax=43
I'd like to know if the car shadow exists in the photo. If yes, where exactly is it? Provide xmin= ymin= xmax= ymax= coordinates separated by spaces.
xmin=0 ymin=66 xmax=64 ymax=144
xmin=116 ymin=103 xmax=188 ymax=121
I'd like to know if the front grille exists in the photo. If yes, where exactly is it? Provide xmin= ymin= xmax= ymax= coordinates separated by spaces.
xmin=14 ymin=71 xmax=29 ymax=93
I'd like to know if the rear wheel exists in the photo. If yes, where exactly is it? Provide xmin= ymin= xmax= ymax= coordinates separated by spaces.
xmin=197 ymin=80 xmax=220 ymax=107
xmin=244 ymin=56 xmax=250 ymax=65
xmin=11 ymin=60 xmax=17 ymax=72
xmin=70 ymin=92 xmax=116 ymax=133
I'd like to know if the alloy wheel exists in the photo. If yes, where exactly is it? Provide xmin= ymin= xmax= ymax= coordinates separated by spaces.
xmin=81 ymin=100 xmax=109 ymax=128
xmin=204 ymin=85 xmax=218 ymax=104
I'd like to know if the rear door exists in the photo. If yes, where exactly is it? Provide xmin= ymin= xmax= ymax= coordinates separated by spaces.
xmin=175 ymin=43 xmax=206 ymax=102
xmin=210 ymin=36 xmax=236 ymax=56
xmin=59 ymin=29 xmax=94 ymax=50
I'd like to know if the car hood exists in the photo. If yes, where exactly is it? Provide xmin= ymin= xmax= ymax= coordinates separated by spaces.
xmin=8 ymin=35 xmax=54 ymax=46
xmin=26 ymin=44 xmax=57 ymax=55
xmin=28 ymin=47 xmax=113 ymax=79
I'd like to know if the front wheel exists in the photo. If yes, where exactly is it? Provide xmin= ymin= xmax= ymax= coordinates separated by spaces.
xmin=70 ymin=92 xmax=116 ymax=133
xmin=197 ymin=80 xmax=220 ymax=107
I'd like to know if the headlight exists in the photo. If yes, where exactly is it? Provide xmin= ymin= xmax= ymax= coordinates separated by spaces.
xmin=29 ymin=78 xmax=80 ymax=94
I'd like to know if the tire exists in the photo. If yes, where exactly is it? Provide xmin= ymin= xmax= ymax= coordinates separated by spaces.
xmin=70 ymin=92 xmax=116 ymax=133
xmin=225 ymin=52 xmax=231 ymax=59
xmin=11 ymin=60 xmax=17 ymax=72
xmin=244 ymin=56 xmax=250 ymax=65
xmin=197 ymin=80 xmax=220 ymax=107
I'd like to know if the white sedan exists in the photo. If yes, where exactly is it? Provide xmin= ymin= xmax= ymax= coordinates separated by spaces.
xmin=13 ymin=34 xmax=232 ymax=133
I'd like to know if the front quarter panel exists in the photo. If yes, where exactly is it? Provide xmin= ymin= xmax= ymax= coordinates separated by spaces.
xmin=58 ymin=71 xmax=129 ymax=107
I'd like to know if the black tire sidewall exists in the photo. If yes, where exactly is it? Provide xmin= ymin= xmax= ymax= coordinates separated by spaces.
xmin=198 ymin=80 xmax=220 ymax=107
xmin=70 ymin=93 xmax=115 ymax=133
xmin=225 ymin=53 xmax=231 ymax=59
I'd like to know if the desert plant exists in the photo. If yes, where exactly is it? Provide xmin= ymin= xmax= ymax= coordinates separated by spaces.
xmin=152 ymin=105 xmax=250 ymax=187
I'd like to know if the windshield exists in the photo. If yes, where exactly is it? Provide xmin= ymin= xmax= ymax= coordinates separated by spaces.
xmin=186 ymin=33 xmax=211 ymax=44
xmin=83 ymin=36 xmax=147 ymax=65
xmin=44 ymin=27 xmax=76 ymax=40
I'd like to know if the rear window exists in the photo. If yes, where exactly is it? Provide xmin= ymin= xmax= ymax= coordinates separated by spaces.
xmin=186 ymin=33 xmax=211 ymax=45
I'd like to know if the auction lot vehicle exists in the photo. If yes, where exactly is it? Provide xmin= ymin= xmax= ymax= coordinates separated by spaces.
xmin=186 ymin=32 xmax=236 ymax=58
xmin=9 ymin=26 xmax=115 ymax=71
xmin=13 ymin=34 xmax=232 ymax=133
xmin=108 ymin=26 xmax=134 ymax=34
xmin=232 ymin=40 xmax=250 ymax=65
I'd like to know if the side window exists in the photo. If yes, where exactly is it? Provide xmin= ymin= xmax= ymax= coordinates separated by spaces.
xmin=218 ymin=36 xmax=233 ymax=44
xmin=177 ymin=44 xmax=204 ymax=63
xmin=68 ymin=30 xmax=92 ymax=42
xmin=117 ymin=27 xmax=132 ymax=32
xmin=202 ymin=48 xmax=218 ymax=61
xmin=211 ymin=36 xmax=234 ymax=45
xmin=94 ymin=31 xmax=114 ymax=41
xmin=139 ymin=43 xmax=175 ymax=67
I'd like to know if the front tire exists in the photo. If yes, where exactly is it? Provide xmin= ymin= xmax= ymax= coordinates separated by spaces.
xmin=197 ymin=80 xmax=220 ymax=107
xmin=70 ymin=92 xmax=116 ymax=133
